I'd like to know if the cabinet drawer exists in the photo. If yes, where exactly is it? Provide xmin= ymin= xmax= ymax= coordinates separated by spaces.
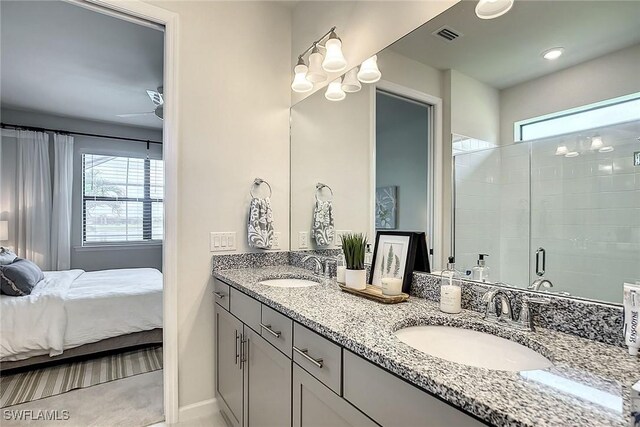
xmin=293 ymin=323 xmax=341 ymax=395
xmin=213 ymin=279 xmax=230 ymax=311
xmin=260 ymin=305 xmax=293 ymax=358
xmin=230 ymin=288 xmax=261 ymax=332
xmin=343 ymin=350 xmax=485 ymax=427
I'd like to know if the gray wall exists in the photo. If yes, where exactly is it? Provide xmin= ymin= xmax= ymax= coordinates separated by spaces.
xmin=0 ymin=108 xmax=163 ymax=271
xmin=375 ymin=92 xmax=429 ymax=232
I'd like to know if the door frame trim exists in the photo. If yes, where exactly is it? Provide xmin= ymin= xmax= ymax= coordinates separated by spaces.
xmin=72 ymin=0 xmax=180 ymax=423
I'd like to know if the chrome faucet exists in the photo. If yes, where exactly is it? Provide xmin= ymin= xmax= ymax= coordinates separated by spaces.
xmin=529 ymin=278 xmax=553 ymax=291
xmin=516 ymin=295 xmax=550 ymax=332
xmin=482 ymin=289 xmax=514 ymax=322
xmin=482 ymin=287 xmax=550 ymax=332
xmin=302 ymin=255 xmax=334 ymax=282
xmin=302 ymin=255 xmax=323 ymax=276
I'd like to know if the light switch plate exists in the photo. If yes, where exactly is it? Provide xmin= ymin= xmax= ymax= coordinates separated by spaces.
xmin=298 ymin=231 xmax=309 ymax=249
xmin=210 ymin=232 xmax=237 ymax=252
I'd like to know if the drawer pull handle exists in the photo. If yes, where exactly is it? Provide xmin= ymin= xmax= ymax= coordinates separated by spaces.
xmin=260 ymin=323 xmax=281 ymax=338
xmin=213 ymin=292 xmax=226 ymax=299
xmin=293 ymin=346 xmax=323 ymax=369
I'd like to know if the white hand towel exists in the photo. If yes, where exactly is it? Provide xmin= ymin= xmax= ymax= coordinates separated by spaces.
xmin=248 ymin=197 xmax=274 ymax=249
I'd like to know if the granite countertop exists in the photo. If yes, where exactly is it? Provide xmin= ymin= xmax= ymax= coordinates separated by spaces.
xmin=213 ymin=265 xmax=639 ymax=427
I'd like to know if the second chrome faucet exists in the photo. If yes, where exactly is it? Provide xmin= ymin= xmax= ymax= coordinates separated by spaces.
xmin=482 ymin=288 xmax=550 ymax=332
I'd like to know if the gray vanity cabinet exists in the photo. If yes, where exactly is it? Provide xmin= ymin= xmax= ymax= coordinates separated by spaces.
xmin=293 ymin=364 xmax=378 ymax=427
xmin=243 ymin=326 xmax=292 ymax=427
xmin=216 ymin=306 xmax=244 ymax=427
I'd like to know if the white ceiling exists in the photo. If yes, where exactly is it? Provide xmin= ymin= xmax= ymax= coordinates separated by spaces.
xmin=0 ymin=0 xmax=164 ymax=129
xmin=389 ymin=0 xmax=640 ymax=90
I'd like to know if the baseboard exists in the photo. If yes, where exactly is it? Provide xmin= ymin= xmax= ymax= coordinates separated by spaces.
xmin=178 ymin=397 xmax=219 ymax=423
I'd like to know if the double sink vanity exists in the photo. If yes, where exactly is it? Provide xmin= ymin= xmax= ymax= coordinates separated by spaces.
xmin=212 ymin=253 xmax=637 ymax=427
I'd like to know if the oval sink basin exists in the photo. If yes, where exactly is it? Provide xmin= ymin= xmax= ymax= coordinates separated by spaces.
xmin=395 ymin=326 xmax=553 ymax=372
xmin=259 ymin=278 xmax=319 ymax=288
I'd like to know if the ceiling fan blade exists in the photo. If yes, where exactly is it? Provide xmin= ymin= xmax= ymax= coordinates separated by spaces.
xmin=116 ymin=112 xmax=155 ymax=117
xmin=146 ymin=89 xmax=163 ymax=107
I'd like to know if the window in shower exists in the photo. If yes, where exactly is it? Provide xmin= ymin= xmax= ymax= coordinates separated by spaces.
xmin=515 ymin=93 xmax=640 ymax=142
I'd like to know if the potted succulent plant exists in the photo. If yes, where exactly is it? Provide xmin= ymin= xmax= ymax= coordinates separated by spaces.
xmin=340 ymin=233 xmax=367 ymax=290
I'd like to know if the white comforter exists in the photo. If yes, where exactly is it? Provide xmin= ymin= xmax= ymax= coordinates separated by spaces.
xmin=0 ymin=268 xmax=162 ymax=361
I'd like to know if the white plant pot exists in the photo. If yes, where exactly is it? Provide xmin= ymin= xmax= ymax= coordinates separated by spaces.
xmin=345 ymin=269 xmax=366 ymax=290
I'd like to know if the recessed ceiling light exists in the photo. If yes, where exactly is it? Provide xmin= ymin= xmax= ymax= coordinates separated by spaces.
xmin=565 ymin=151 xmax=579 ymax=158
xmin=475 ymin=0 xmax=514 ymax=20
xmin=542 ymin=48 xmax=564 ymax=60
xmin=599 ymin=146 xmax=614 ymax=153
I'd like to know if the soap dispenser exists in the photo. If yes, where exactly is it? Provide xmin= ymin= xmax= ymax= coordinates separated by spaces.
xmin=440 ymin=256 xmax=462 ymax=314
xmin=472 ymin=254 xmax=490 ymax=282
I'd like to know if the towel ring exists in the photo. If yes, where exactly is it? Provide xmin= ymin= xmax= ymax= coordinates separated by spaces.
xmin=250 ymin=178 xmax=272 ymax=198
xmin=315 ymin=182 xmax=333 ymax=202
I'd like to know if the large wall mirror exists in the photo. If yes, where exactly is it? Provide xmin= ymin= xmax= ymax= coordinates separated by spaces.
xmin=290 ymin=0 xmax=640 ymax=305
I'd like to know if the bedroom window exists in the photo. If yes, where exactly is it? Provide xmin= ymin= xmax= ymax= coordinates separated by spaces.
xmin=82 ymin=154 xmax=163 ymax=245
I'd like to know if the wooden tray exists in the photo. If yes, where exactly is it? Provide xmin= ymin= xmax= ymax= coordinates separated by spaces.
xmin=338 ymin=284 xmax=409 ymax=304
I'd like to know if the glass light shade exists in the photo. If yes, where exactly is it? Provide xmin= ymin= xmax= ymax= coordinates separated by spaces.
xmin=325 ymin=78 xmax=346 ymax=102
xmin=475 ymin=0 xmax=514 ymax=19
xmin=322 ymin=38 xmax=347 ymax=73
xmin=357 ymin=55 xmax=381 ymax=83
xmin=590 ymin=136 xmax=603 ymax=150
xmin=307 ymin=49 xmax=327 ymax=83
xmin=341 ymin=68 xmax=361 ymax=93
xmin=555 ymin=146 xmax=568 ymax=156
xmin=291 ymin=64 xmax=313 ymax=93
xmin=0 ymin=220 xmax=7 ymax=241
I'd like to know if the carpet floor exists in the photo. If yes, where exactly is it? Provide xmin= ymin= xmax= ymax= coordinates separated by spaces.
xmin=1 ymin=346 xmax=162 ymax=408
xmin=1 ymin=370 xmax=163 ymax=427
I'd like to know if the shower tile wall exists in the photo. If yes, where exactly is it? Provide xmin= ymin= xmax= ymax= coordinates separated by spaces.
xmin=455 ymin=120 xmax=640 ymax=302
xmin=530 ymin=121 xmax=640 ymax=303
xmin=455 ymin=144 xmax=529 ymax=286
xmin=454 ymin=148 xmax=503 ymax=277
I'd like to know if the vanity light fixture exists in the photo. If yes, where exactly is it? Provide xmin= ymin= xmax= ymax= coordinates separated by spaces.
xmin=475 ymin=0 xmax=514 ymax=20
xmin=322 ymin=30 xmax=348 ymax=72
xmin=341 ymin=68 xmax=362 ymax=93
xmin=590 ymin=136 xmax=603 ymax=150
xmin=292 ymin=27 xmax=347 ymax=93
xmin=542 ymin=47 xmax=564 ymax=60
xmin=325 ymin=78 xmax=346 ymax=101
xmin=357 ymin=55 xmax=382 ymax=83
xmin=291 ymin=57 xmax=313 ymax=93
xmin=307 ymin=45 xmax=327 ymax=83
xmin=555 ymin=145 xmax=568 ymax=156
xmin=598 ymin=146 xmax=614 ymax=153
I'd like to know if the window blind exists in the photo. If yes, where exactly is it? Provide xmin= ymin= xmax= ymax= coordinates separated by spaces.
xmin=82 ymin=154 xmax=164 ymax=244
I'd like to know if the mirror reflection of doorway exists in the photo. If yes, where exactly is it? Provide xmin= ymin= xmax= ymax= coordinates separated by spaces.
xmin=375 ymin=90 xmax=433 ymax=250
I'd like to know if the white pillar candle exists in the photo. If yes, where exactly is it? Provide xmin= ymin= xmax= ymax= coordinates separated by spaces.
xmin=336 ymin=266 xmax=346 ymax=284
xmin=440 ymin=284 xmax=462 ymax=314
xmin=381 ymin=277 xmax=403 ymax=296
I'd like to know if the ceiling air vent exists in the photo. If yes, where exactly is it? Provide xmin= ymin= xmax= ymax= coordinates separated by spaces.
xmin=433 ymin=26 xmax=463 ymax=42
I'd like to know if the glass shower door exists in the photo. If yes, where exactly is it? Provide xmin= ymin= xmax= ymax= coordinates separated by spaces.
xmin=529 ymin=121 xmax=640 ymax=302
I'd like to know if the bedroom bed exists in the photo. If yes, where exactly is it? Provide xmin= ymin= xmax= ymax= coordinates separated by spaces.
xmin=0 ymin=268 xmax=163 ymax=372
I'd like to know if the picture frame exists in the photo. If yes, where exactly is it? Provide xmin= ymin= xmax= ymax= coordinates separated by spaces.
xmin=375 ymin=186 xmax=397 ymax=229
xmin=369 ymin=231 xmax=430 ymax=294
